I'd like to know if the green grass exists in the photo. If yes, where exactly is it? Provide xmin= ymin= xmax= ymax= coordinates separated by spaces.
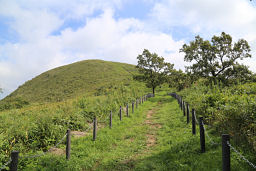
xmin=20 ymin=92 xmax=254 ymax=170
xmin=2 ymin=60 xmax=141 ymax=104
xmin=0 ymin=60 xmax=150 ymax=166
xmin=20 ymin=96 xmax=157 ymax=170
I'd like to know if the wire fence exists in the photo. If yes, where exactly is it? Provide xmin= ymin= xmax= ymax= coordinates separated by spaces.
xmin=171 ymin=92 xmax=256 ymax=170
xmin=193 ymin=111 xmax=199 ymax=124
xmin=0 ymin=118 xmax=95 ymax=169
xmin=21 ymin=133 xmax=67 ymax=159
xmin=201 ymin=121 xmax=220 ymax=146
xmin=0 ymin=94 xmax=150 ymax=170
xmin=227 ymin=141 xmax=256 ymax=169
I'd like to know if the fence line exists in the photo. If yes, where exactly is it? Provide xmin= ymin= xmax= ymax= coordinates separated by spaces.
xmin=0 ymin=94 xmax=152 ymax=170
xmin=227 ymin=141 xmax=256 ymax=169
xmin=201 ymin=121 xmax=219 ymax=146
xmin=193 ymin=109 xmax=219 ymax=146
xmin=170 ymin=92 xmax=256 ymax=171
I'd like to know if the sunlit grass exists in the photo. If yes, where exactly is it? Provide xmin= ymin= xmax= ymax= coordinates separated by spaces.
xmin=21 ymin=93 xmax=254 ymax=170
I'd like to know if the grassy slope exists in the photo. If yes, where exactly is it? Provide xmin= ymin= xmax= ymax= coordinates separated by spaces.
xmin=0 ymin=60 xmax=150 ymax=167
xmin=3 ymin=60 xmax=138 ymax=103
xmin=21 ymin=91 xmax=253 ymax=170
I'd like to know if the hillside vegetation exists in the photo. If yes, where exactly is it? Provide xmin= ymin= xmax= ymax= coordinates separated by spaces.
xmin=2 ymin=60 xmax=138 ymax=104
xmin=1 ymin=56 xmax=255 ymax=170
xmin=179 ymin=80 xmax=256 ymax=152
xmin=0 ymin=60 xmax=151 ymax=168
xmin=17 ymin=92 xmax=254 ymax=170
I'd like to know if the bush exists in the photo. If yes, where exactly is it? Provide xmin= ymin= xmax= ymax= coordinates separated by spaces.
xmin=179 ymin=80 xmax=256 ymax=151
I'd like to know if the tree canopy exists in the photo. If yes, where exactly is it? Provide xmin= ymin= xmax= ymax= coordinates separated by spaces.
xmin=135 ymin=49 xmax=173 ymax=95
xmin=180 ymin=32 xmax=252 ymax=84
xmin=167 ymin=69 xmax=191 ymax=91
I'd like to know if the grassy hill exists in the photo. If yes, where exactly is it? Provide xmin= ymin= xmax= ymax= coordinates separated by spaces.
xmin=2 ymin=60 xmax=139 ymax=104
xmin=0 ymin=59 xmax=150 ymax=166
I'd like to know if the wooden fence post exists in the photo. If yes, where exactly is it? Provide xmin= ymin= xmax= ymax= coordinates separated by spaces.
xmin=187 ymin=103 xmax=190 ymax=124
xmin=66 ymin=129 xmax=71 ymax=160
xmin=132 ymin=102 xmax=134 ymax=113
xmin=142 ymin=96 xmax=143 ymax=104
xmin=183 ymin=101 xmax=186 ymax=116
xmin=10 ymin=151 xmax=19 ymax=171
xmin=192 ymin=109 xmax=196 ymax=135
xmin=180 ymin=98 xmax=183 ymax=110
xmin=93 ymin=117 xmax=97 ymax=141
xmin=119 ymin=106 xmax=122 ymax=121
xmin=109 ymin=111 xmax=112 ymax=129
xmin=179 ymin=97 xmax=181 ymax=108
xmin=199 ymin=117 xmax=205 ymax=153
xmin=126 ymin=104 xmax=129 ymax=117
xmin=222 ymin=134 xmax=230 ymax=171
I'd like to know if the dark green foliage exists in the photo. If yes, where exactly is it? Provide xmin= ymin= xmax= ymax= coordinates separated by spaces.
xmin=180 ymin=32 xmax=252 ymax=84
xmin=179 ymin=80 xmax=256 ymax=151
xmin=0 ymin=97 xmax=29 ymax=111
xmin=222 ymin=64 xmax=254 ymax=84
xmin=135 ymin=49 xmax=174 ymax=95
xmin=167 ymin=69 xmax=191 ymax=91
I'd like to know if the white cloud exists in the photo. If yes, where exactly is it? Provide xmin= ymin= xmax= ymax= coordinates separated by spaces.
xmin=2 ymin=0 xmax=256 ymax=99
xmin=0 ymin=2 xmax=184 ymax=98
xmin=151 ymin=0 xmax=256 ymax=71
xmin=53 ymin=9 xmax=184 ymax=66
xmin=151 ymin=0 xmax=256 ymax=34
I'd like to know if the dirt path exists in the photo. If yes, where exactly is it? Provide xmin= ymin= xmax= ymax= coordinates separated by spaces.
xmin=145 ymin=109 xmax=161 ymax=148
xmin=145 ymin=102 xmax=163 ymax=147
xmin=50 ymin=104 xmax=163 ymax=170
xmin=49 ymin=128 xmax=92 ymax=156
xmin=120 ymin=106 xmax=162 ymax=167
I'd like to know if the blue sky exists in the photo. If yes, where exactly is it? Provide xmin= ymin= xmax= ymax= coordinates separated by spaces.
xmin=1 ymin=0 xmax=256 ymax=98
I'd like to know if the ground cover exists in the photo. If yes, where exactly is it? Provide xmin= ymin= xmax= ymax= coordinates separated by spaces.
xmin=18 ymin=92 xmax=255 ymax=170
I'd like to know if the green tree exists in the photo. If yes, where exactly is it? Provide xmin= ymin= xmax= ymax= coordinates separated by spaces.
xmin=135 ymin=49 xmax=174 ymax=95
xmin=180 ymin=32 xmax=252 ymax=84
xmin=167 ymin=69 xmax=191 ymax=91
xmin=222 ymin=64 xmax=254 ymax=84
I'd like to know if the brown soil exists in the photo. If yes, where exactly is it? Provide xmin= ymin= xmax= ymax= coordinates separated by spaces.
xmin=146 ymin=134 xmax=156 ymax=147
xmin=48 ymin=147 xmax=65 ymax=155
xmin=71 ymin=131 xmax=88 ymax=138
xmin=118 ymin=107 xmax=162 ymax=167
xmin=49 ymin=129 xmax=90 ymax=156
xmin=145 ymin=109 xmax=161 ymax=148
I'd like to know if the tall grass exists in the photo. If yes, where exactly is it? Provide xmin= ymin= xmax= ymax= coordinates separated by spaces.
xmin=0 ymin=83 xmax=150 ymax=166
xmin=179 ymin=79 xmax=256 ymax=152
